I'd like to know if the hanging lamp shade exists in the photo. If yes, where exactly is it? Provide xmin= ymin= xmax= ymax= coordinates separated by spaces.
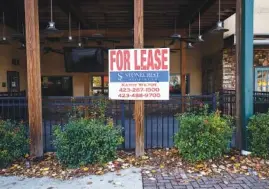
xmin=43 ymin=0 xmax=61 ymax=35
xmin=43 ymin=21 xmax=62 ymax=34
xmin=0 ymin=36 xmax=10 ymax=45
xmin=198 ymin=35 xmax=204 ymax=42
xmin=170 ymin=33 xmax=181 ymax=38
xmin=186 ymin=42 xmax=194 ymax=49
xmin=211 ymin=0 xmax=229 ymax=33
xmin=211 ymin=21 xmax=229 ymax=33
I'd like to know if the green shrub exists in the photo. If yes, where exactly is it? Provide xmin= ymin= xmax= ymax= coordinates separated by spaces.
xmin=0 ymin=120 xmax=28 ymax=168
xmin=174 ymin=110 xmax=233 ymax=162
xmin=248 ymin=111 xmax=269 ymax=159
xmin=53 ymin=118 xmax=123 ymax=167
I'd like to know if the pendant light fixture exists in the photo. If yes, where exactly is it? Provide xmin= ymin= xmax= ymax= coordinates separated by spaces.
xmin=187 ymin=22 xmax=194 ymax=48
xmin=77 ymin=22 xmax=83 ymax=48
xmin=170 ymin=16 xmax=181 ymax=38
xmin=197 ymin=11 xmax=204 ymax=42
xmin=67 ymin=12 xmax=73 ymax=42
xmin=0 ymin=12 xmax=10 ymax=45
xmin=43 ymin=0 xmax=61 ymax=34
xmin=211 ymin=0 xmax=229 ymax=33
xmin=12 ymin=9 xmax=26 ymax=49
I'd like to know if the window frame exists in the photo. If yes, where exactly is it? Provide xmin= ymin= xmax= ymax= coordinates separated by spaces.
xmin=91 ymin=75 xmax=108 ymax=95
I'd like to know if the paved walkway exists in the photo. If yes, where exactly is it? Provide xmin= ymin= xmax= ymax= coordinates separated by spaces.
xmin=0 ymin=168 xmax=142 ymax=189
xmin=1 ymin=167 xmax=269 ymax=189
xmin=142 ymin=168 xmax=269 ymax=189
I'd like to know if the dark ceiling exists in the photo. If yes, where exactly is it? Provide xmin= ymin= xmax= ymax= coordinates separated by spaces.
xmin=1 ymin=0 xmax=236 ymax=35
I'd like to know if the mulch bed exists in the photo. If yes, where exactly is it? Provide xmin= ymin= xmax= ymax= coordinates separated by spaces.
xmin=1 ymin=148 xmax=269 ymax=180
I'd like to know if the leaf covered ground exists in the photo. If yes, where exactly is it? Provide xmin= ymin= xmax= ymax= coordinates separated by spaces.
xmin=1 ymin=149 xmax=269 ymax=180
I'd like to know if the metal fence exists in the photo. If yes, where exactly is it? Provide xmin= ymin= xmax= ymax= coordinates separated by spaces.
xmin=0 ymin=95 xmax=216 ymax=152
xmin=219 ymin=90 xmax=269 ymax=116
xmin=1 ymin=91 xmax=268 ymax=152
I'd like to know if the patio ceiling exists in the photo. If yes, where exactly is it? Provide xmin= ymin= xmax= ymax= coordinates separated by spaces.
xmin=1 ymin=0 xmax=236 ymax=36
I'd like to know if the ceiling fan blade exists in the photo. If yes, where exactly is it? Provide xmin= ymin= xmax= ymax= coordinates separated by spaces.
xmin=180 ymin=37 xmax=197 ymax=43
xmin=11 ymin=33 xmax=25 ymax=41
xmin=0 ymin=39 xmax=11 ymax=45
xmin=168 ymin=39 xmax=176 ymax=46
xmin=51 ymin=49 xmax=64 ymax=55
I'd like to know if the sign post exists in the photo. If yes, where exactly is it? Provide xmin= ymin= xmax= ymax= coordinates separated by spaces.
xmin=109 ymin=48 xmax=170 ymax=156
xmin=134 ymin=0 xmax=144 ymax=157
xmin=109 ymin=0 xmax=169 ymax=156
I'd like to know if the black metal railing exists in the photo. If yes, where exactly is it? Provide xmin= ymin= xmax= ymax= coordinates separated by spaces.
xmin=1 ymin=91 xmax=268 ymax=152
xmin=0 ymin=95 xmax=216 ymax=152
xmin=219 ymin=90 xmax=269 ymax=116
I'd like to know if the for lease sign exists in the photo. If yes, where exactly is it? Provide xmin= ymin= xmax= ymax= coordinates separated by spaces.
xmin=108 ymin=48 xmax=170 ymax=100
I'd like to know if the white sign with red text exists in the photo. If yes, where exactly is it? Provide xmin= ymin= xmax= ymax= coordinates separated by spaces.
xmin=108 ymin=48 xmax=170 ymax=100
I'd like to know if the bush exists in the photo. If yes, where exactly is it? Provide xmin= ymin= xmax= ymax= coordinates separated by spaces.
xmin=0 ymin=120 xmax=28 ymax=168
xmin=53 ymin=118 xmax=123 ymax=167
xmin=174 ymin=110 xmax=233 ymax=162
xmin=248 ymin=111 xmax=269 ymax=159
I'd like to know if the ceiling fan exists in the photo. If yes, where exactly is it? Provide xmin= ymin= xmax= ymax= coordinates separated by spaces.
xmin=161 ymin=39 xmax=180 ymax=53
xmin=164 ymin=16 xmax=196 ymax=46
xmin=86 ymin=20 xmax=120 ymax=44
xmin=42 ymin=46 xmax=64 ymax=55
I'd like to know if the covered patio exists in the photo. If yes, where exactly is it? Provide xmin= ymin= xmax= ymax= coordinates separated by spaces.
xmin=0 ymin=0 xmax=257 ymax=157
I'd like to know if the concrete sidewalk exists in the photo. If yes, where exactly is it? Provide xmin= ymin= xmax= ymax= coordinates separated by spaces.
xmin=0 ymin=168 xmax=142 ymax=189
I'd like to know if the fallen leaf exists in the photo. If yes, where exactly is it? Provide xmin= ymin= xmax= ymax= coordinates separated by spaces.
xmin=196 ymin=164 xmax=204 ymax=169
xmin=82 ymin=167 xmax=89 ymax=172
xmin=142 ymin=156 xmax=149 ymax=160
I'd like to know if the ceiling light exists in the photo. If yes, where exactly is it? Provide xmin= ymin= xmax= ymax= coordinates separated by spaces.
xmin=171 ymin=33 xmax=181 ymax=38
xmin=197 ymin=11 xmax=204 ymax=42
xmin=187 ymin=43 xmax=194 ymax=49
xmin=198 ymin=35 xmax=204 ymax=42
xmin=211 ymin=0 xmax=229 ymax=33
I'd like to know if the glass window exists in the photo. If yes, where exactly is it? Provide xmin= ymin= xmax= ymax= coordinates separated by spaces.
xmin=169 ymin=74 xmax=190 ymax=95
xmin=104 ymin=76 xmax=108 ymax=87
xmin=91 ymin=75 xmax=108 ymax=96
xmin=92 ymin=76 xmax=102 ymax=87
xmin=41 ymin=76 xmax=73 ymax=96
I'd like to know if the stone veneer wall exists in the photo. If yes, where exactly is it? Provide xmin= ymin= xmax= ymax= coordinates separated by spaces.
xmin=222 ymin=47 xmax=236 ymax=90
xmin=222 ymin=47 xmax=269 ymax=91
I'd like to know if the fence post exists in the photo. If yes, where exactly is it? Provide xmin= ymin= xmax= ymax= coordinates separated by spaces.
xmin=212 ymin=93 xmax=217 ymax=112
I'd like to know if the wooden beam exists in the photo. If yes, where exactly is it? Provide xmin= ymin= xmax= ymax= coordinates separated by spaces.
xmin=134 ymin=0 xmax=145 ymax=157
xmin=24 ymin=0 xmax=43 ymax=157
xmin=57 ymin=0 xmax=92 ymax=28
xmin=235 ymin=0 xmax=242 ymax=150
xmin=1 ymin=0 xmax=24 ymax=30
xmin=180 ymin=0 xmax=215 ymax=27
xmin=180 ymin=41 xmax=187 ymax=112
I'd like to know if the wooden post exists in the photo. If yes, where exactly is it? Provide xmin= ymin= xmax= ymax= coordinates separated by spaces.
xmin=84 ymin=74 xmax=90 ymax=96
xmin=84 ymin=74 xmax=90 ymax=118
xmin=134 ymin=0 xmax=145 ymax=157
xmin=180 ymin=42 xmax=187 ymax=112
xmin=24 ymin=0 xmax=43 ymax=157
xmin=235 ymin=0 xmax=242 ymax=150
